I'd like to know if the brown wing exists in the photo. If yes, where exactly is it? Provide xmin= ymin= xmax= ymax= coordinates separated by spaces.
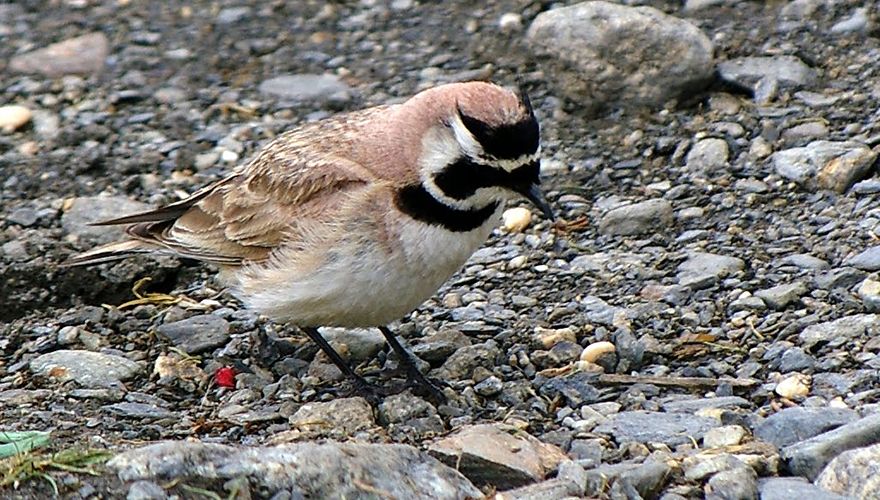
xmin=104 ymin=152 xmax=372 ymax=265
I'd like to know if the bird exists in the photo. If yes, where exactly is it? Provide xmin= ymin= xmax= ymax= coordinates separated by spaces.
xmin=65 ymin=80 xmax=555 ymax=400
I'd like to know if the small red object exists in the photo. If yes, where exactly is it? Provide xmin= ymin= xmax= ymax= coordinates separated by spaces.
xmin=215 ymin=367 xmax=236 ymax=388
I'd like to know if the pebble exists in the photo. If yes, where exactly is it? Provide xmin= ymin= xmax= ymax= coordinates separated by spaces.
xmin=782 ymin=412 xmax=880 ymax=480
xmin=30 ymin=350 xmax=142 ymax=389
xmin=703 ymin=425 xmax=748 ymax=448
xmin=780 ymin=254 xmax=829 ymax=270
xmin=717 ymin=55 xmax=817 ymax=90
xmin=433 ymin=341 xmax=500 ymax=380
xmin=660 ymin=396 xmax=750 ymax=413
xmin=677 ymin=252 xmax=745 ymax=289
xmin=428 ymin=423 xmax=568 ymax=489
xmin=498 ymin=12 xmax=523 ymax=33
xmin=288 ymin=397 xmax=374 ymax=438
xmin=526 ymin=1 xmax=713 ymax=109
xmin=125 ymin=480 xmax=168 ymax=500
xmin=846 ymin=246 xmax=880 ymax=271
xmin=319 ymin=327 xmax=385 ymax=363
xmin=377 ymin=391 xmax=437 ymax=425
xmin=61 ymin=196 xmax=151 ymax=245
xmin=9 ymin=32 xmax=109 ymax=77
xmin=156 ymin=315 xmax=230 ymax=355
xmin=258 ymin=74 xmax=352 ymax=102
xmin=758 ymin=477 xmax=848 ymax=500
xmin=110 ymin=441 xmax=480 ymax=499
xmin=104 ymin=402 xmax=176 ymax=420
xmin=0 ymin=105 xmax=32 ymax=133
xmin=754 ymin=407 xmax=858 ymax=448
xmin=706 ymin=465 xmax=758 ymax=500
xmin=816 ymin=442 xmax=880 ymax=498
xmin=771 ymin=141 xmax=877 ymax=193
xmin=584 ymin=461 xmax=671 ymax=498
xmin=580 ymin=341 xmax=616 ymax=363
xmin=594 ymin=410 xmax=718 ymax=447
xmin=412 ymin=329 xmax=472 ymax=363
xmin=830 ymin=7 xmax=870 ymax=35
xmin=775 ymin=373 xmax=811 ymax=399
xmin=799 ymin=314 xmax=879 ymax=349
xmin=502 ymin=207 xmax=533 ymax=232
xmin=474 ymin=376 xmax=503 ymax=397
xmin=754 ymin=281 xmax=808 ymax=310
xmin=598 ymin=199 xmax=674 ymax=236
xmin=857 ymin=279 xmax=880 ymax=312
xmin=686 ymin=138 xmax=729 ymax=172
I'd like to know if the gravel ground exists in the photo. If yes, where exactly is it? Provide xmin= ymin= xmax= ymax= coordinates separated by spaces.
xmin=3 ymin=0 xmax=880 ymax=498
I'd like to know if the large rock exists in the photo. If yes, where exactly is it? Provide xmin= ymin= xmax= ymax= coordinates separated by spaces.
xmin=754 ymin=407 xmax=858 ymax=449
xmin=10 ymin=32 xmax=109 ymax=77
xmin=782 ymin=413 xmax=880 ymax=480
xmin=109 ymin=441 xmax=480 ymax=499
xmin=526 ymin=1 xmax=713 ymax=111
xmin=428 ymin=423 xmax=568 ymax=489
xmin=816 ymin=443 xmax=880 ymax=498
xmin=717 ymin=55 xmax=817 ymax=92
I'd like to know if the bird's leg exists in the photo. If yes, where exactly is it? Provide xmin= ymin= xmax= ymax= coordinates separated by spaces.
xmin=300 ymin=326 xmax=376 ymax=398
xmin=378 ymin=325 xmax=446 ymax=401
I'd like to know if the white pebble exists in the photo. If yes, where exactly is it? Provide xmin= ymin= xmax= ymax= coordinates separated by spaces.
xmin=498 ymin=12 xmax=523 ymax=32
xmin=508 ymin=255 xmax=528 ymax=269
xmin=775 ymin=373 xmax=810 ymax=399
xmin=580 ymin=341 xmax=616 ymax=363
xmin=0 ymin=105 xmax=32 ymax=133
xmin=502 ymin=207 xmax=533 ymax=232
xmin=220 ymin=149 xmax=240 ymax=163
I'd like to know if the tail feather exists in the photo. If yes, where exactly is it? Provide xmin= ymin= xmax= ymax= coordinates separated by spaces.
xmin=62 ymin=240 xmax=154 ymax=267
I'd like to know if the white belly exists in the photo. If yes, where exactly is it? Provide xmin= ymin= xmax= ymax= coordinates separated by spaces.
xmin=234 ymin=209 xmax=500 ymax=327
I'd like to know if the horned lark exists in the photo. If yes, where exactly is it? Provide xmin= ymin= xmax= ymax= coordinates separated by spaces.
xmin=67 ymin=81 xmax=554 ymax=399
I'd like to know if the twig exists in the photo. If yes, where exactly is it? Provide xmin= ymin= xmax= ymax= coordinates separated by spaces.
xmin=596 ymin=373 xmax=758 ymax=388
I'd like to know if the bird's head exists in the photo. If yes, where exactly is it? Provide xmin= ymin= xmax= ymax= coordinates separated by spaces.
xmin=414 ymin=81 xmax=554 ymax=222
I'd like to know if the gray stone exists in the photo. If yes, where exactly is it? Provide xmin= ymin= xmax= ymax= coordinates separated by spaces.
xmin=526 ymin=1 xmax=713 ymax=110
xmin=686 ymin=138 xmax=730 ymax=172
xmin=104 ymin=402 xmax=176 ymax=420
xmin=598 ymin=199 xmax=674 ymax=236
xmin=378 ymin=391 xmax=436 ymax=425
xmin=411 ymin=329 xmax=471 ymax=363
xmin=830 ymin=8 xmax=870 ymax=34
xmin=289 ymin=397 xmax=374 ymax=438
xmin=30 ymin=350 xmax=141 ymax=389
xmin=258 ymin=74 xmax=352 ymax=102
xmin=815 ymin=442 xmax=880 ymax=498
xmin=319 ymin=327 xmax=386 ymax=363
xmin=661 ymin=396 xmax=750 ymax=414
xmin=754 ymin=407 xmax=858 ymax=448
xmin=684 ymin=454 xmax=749 ymax=482
xmin=126 ymin=480 xmax=167 ymax=500
xmin=594 ymin=411 xmax=718 ymax=447
xmin=474 ymin=376 xmax=503 ymax=397
xmin=857 ymin=279 xmax=880 ymax=312
xmin=781 ymin=412 xmax=880 ymax=480
xmin=703 ymin=425 xmax=748 ymax=448
xmin=759 ymin=477 xmax=848 ymax=500
xmin=799 ymin=315 xmax=880 ymax=349
xmin=780 ymin=254 xmax=830 ymax=270
xmin=494 ymin=461 xmax=586 ymax=499
xmin=583 ymin=461 xmax=671 ymax=498
xmin=783 ymin=121 xmax=830 ymax=143
xmin=428 ymin=423 xmax=568 ymax=489
xmin=706 ymin=466 xmax=758 ymax=500
xmin=677 ymin=252 xmax=745 ymax=288
xmin=10 ymin=32 xmax=109 ymax=77
xmin=61 ymin=196 xmax=152 ymax=245
xmin=109 ymin=441 xmax=480 ymax=499
xmin=7 ymin=207 xmax=39 ymax=227
xmin=433 ymin=341 xmax=500 ymax=380
xmin=684 ymin=0 xmax=736 ymax=12
xmin=771 ymin=141 xmax=877 ymax=193
xmin=538 ymin=372 xmax=601 ymax=407
xmin=754 ymin=281 xmax=808 ymax=310
xmin=846 ymin=247 xmax=880 ymax=271
xmin=717 ymin=55 xmax=817 ymax=90
xmin=814 ymin=268 xmax=867 ymax=290
xmin=775 ymin=347 xmax=817 ymax=374
xmin=215 ymin=6 xmax=250 ymax=24
xmin=156 ymin=315 xmax=230 ymax=355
